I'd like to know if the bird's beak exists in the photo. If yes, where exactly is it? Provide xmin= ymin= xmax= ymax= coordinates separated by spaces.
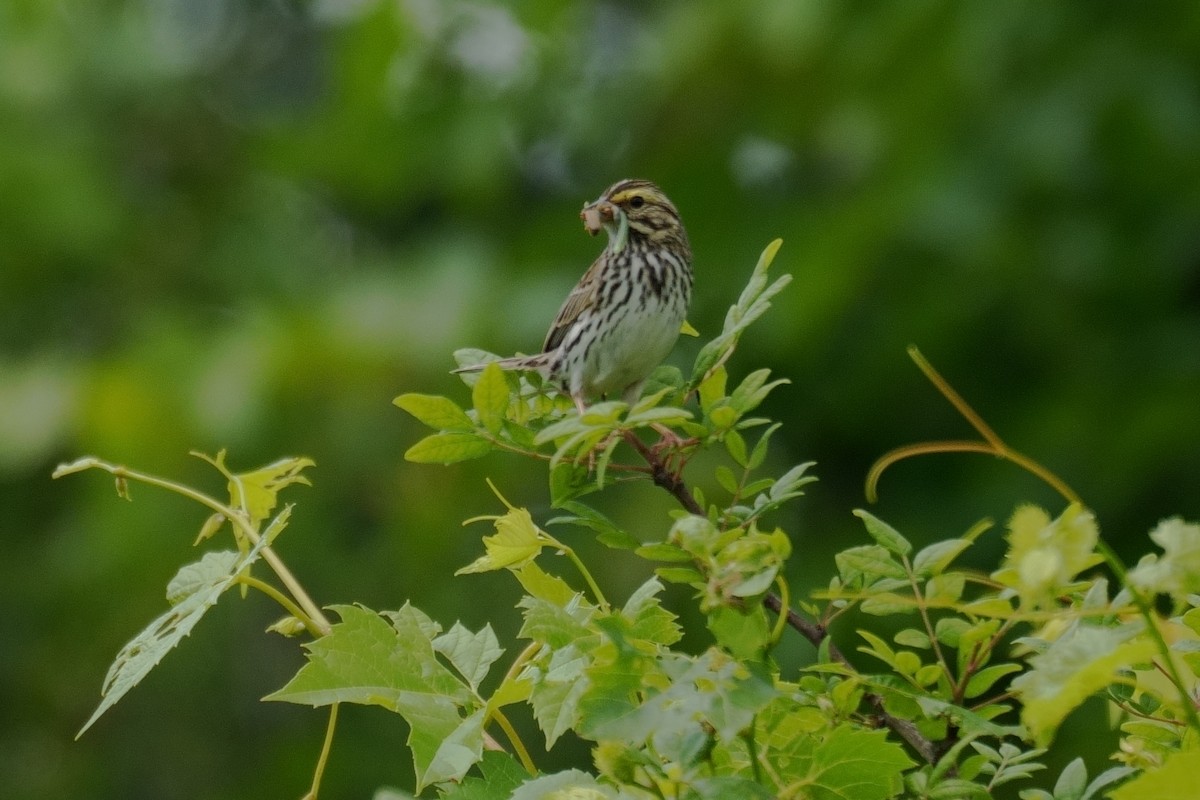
xmin=580 ymin=200 xmax=616 ymax=236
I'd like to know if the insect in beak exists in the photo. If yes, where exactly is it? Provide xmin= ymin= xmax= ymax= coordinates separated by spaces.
xmin=580 ymin=200 xmax=616 ymax=236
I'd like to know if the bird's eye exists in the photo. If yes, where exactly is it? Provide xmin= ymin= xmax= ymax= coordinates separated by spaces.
xmin=629 ymin=196 xmax=645 ymax=209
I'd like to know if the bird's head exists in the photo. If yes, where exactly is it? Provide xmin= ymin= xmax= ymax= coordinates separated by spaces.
xmin=580 ymin=179 xmax=687 ymax=255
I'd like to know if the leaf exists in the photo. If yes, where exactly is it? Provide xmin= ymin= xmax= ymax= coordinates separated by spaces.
xmin=836 ymin=545 xmax=907 ymax=582
xmin=549 ymin=501 xmax=639 ymax=550
xmin=528 ymin=643 xmax=592 ymax=748
xmin=266 ymin=604 xmax=480 ymax=791
xmin=1050 ymin=757 xmax=1087 ymax=800
xmin=457 ymin=506 xmax=545 ymax=574
xmin=689 ymin=239 xmax=790 ymax=387
xmin=78 ymin=543 xmax=268 ymax=738
xmin=510 ymin=770 xmax=620 ymax=800
xmin=194 ymin=451 xmax=314 ymax=526
xmin=993 ymin=503 xmax=1104 ymax=608
xmin=1108 ymin=749 xmax=1193 ymax=800
xmin=698 ymin=365 xmax=728 ymax=413
xmin=404 ymin=431 xmax=493 ymax=464
xmin=393 ymin=393 xmax=474 ymax=432
xmin=438 ymin=752 xmax=530 ymax=800
xmin=433 ymin=623 xmax=504 ymax=692
xmin=963 ymin=663 xmax=1022 ymax=698
xmin=767 ymin=724 xmax=914 ymax=800
xmin=472 ymin=363 xmax=509 ymax=435
xmin=912 ymin=538 xmax=973 ymax=577
xmin=853 ymin=510 xmax=912 ymax=556
xmin=894 ymin=629 xmax=931 ymax=649
xmin=1010 ymin=623 xmax=1158 ymax=745
xmin=1128 ymin=517 xmax=1200 ymax=598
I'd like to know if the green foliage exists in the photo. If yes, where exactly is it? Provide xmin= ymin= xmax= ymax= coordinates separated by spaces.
xmin=55 ymin=243 xmax=1200 ymax=798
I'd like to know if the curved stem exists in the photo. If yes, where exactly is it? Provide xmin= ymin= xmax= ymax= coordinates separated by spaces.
xmin=303 ymin=702 xmax=339 ymax=800
xmin=54 ymin=458 xmax=333 ymax=635
xmin=545 ymin=537 xmax=609 ymax=611
xmin=873 ymin=348 xmax=1200 ymax=739
xmin=490 ymin=707 xmax=536 ymax=776
xmin=769 ymin=576 xmax=790 ymax=648
xmin=239 ymin=575 xmax=321 ymax=637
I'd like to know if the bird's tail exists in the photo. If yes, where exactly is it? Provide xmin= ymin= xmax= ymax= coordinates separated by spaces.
xmin=452 ymin=352 xmax=554 ymax=376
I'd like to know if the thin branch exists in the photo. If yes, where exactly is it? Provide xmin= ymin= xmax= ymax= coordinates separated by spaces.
xmin=628 ymin=434 xmax=942 ymax=765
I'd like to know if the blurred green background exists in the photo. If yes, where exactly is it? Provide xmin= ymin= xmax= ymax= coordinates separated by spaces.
xmin=4 ymin=1 xmax=1199 ymax=797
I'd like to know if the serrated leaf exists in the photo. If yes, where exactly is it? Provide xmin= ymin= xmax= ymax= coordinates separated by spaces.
xmin=510 ymin=770 xmax=617 ymax=800
xmin=194 ymin=451 xmax=314 ymax=526
xmin=405 ymin=432 xmax=493 ymax=464
xmin=528 ymin=644 xmax=592 ymax=748
xmin=77 ymin=544 xmax=267 ymax=738
xmin=457 ymin=506 xmax=544 ymax=574
xmin=266 ymin=604 xmax=478 ymax=790
xmin=994 ymin=503 xmax=1104 ymax=608
xmin=437 ymin=752 xmax=529 ymax=800
xmin=769 ymin=724 xmax=914 ymax=800
xmin=433 ymin=623 xmax=504 ymax=691
xmin=393 ymin=393 xmax=474 ymax=431
xmin=1128 ymin=517 xmax=1200 ymax=598
xmin=1011 ymin=623 xmax=1158 ymax=745
xmin=853 ymin=509 xmax=912 ymax=556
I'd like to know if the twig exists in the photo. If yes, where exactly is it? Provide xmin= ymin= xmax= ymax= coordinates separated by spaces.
xmin=628 ymin=432 xmax=943 ymax=764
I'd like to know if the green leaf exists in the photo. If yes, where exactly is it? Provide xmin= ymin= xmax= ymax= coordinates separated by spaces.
xmin=1049 ymin=757 xmax=1087 ymax=800
xmin=836 ymin=545 xmax=907 ymax=582
xmin=715 ymin=465 xmax=740 ymax=495
xmin=528 ymin=643 xmax=592 ymax=748
xmin=912 ymin=538 xmax=973 ymax=577
xmin=438 ymin=752 xmax=530 ymax=800
xmin=708 ymin=605 xmax=772 ymax=659
xmin=894 ymin=628 xmax=931 ymax=649
xmin=509 ymin=770 xmax=619 ymax=800
xmin=689 ymin=239 xmax=791 ymax=387
xmin=266 ymin=604 xmax=479 ymax=791
xmin=729 ymin=368 xmax=789 ymax=414
xmin=549 ymin=501 xmax=639 ymax=550
xmin=993 ymin=503 xmax=1104 ymax=608
xmin=767 ymin=724 xmax=914 ymax=800
xmin=1108 ymin=750 xmax=1195 ymax=800
xmin=433 ymin=623 xmax=504 ymax=692
xmin=724 ymin=429 xmax=748 ymax=466
xmin=963 ymin=663 xmax=1022 ymax=698
xmin=1011 ymin=623 xmax=1158 ymax=745
xmin=457 ymin=506 xmax=545 ymax=574
xmin=747 ymin=422 xmax=781 ymax=470
xmin=698 ymin=364 xmax=728 ymax=413
xmin=853 ymin=509 xmax=912 ymax=556
xmin=393 ymin=393 xmax=474 ymax=432
xmin=472 ymin=363 xmax=509 ymax=435
xmin=77 ymin=544 xmax=268 ymax=738
xmin=404 ymin=431 xmax=493 ymax=464
xmin=1128 ymin=517 xmax=1200 ymax=598
xmin=194 ymin=451 xmax=314 ymax=526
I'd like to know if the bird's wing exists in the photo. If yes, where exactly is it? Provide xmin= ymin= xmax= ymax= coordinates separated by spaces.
xmin=542 ymin=255 xmax=603 ymax=353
